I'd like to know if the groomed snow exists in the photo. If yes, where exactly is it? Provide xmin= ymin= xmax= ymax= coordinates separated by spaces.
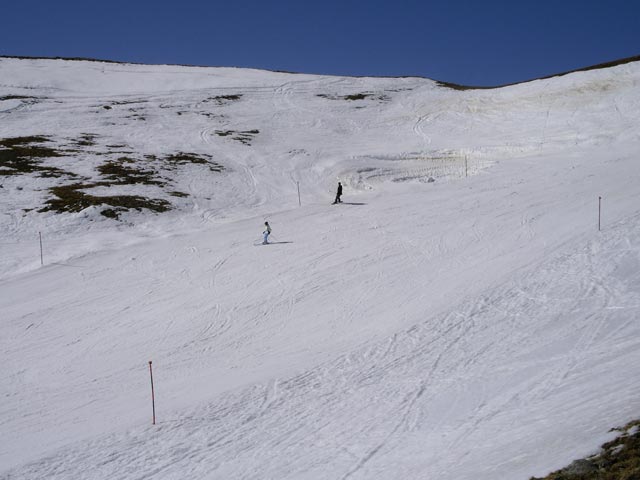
xmin=1 ymin=57 xmax=639 ymax=479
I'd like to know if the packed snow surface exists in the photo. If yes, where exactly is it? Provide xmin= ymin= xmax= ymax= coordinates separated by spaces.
xmin=1 ymin=58 xmax=640 ymax=479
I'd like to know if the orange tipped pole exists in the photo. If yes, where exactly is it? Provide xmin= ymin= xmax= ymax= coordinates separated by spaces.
xmin=148 ymin=361 xmax=156 ymax=425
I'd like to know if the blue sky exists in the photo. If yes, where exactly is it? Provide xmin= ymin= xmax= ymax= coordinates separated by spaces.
xmin=1 ymin=0 xmax=638 ymax=86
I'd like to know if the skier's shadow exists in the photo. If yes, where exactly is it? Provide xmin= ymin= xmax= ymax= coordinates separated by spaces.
xmin=268 ymin=241 xmax=294 ymax=244
xmin=51 ymin=262 xmax=87 ymax=268
xmin=340 ymin=202 xmax=366 ymax=206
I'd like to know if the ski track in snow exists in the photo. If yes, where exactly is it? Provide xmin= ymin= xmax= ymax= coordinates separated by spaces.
xmin=1 ymin=58 xmax=640 ymax=479
xmin=5 ymin=215 xmax=640 ymax=480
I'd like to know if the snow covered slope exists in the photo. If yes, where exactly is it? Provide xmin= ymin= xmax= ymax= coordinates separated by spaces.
xmin=1 ymin=57 xmax=639 ymax=479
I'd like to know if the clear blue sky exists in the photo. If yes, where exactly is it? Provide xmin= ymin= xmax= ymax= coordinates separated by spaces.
xmin=1 ymin=0 xmax=638 ymax=86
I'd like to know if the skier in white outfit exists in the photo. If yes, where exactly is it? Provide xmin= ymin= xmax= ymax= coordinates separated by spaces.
xmin=262 ymin=221 xmax=271 ymax=244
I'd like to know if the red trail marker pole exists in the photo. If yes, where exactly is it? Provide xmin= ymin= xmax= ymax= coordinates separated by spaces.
xmin=148 ymin=361 xmax=156 ymax=425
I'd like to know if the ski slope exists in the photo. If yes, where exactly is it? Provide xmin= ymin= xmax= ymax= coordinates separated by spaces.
xmin=1 ymin=57 xmax=640 ymax=479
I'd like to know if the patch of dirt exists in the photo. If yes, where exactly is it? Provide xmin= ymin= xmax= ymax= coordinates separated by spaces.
xmin=214 ymin=129 xmax=259 ymax=146
xmin=0 ymin=136 xmax=75 ymax=178
xmin=531 ymin=420 xmax=640 ymax=480
xmin=40 ymin=182 xmax=171 ymax=219
xmin=317 ymin=92 xmax=390 ymax=102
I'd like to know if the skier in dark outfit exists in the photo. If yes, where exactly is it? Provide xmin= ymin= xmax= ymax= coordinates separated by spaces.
xmin=333 ymin=182 xmax=343 ymax=204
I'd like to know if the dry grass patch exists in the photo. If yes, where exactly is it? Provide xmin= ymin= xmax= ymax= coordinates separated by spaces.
xmin=214 ymin=129 xmax=259 ymax=146
xmin=40 ymin=182 xmax=171 ymax=218
xmin=0 ymin=136 xmax=74 ymax=178
xmin=531 ymin=420 xmax=640 ymax=480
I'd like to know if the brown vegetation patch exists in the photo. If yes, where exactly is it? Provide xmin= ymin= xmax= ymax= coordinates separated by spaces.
xmin=0 ymin=95 xmax=40 ymax=101
xmin=1 ymin=134 xmax=225 ymax=219
xmin=317 ymin=92 xmax=390 ymax=102
xmin=204 ymin=94 xmax=243 ymax=105
xmin=74 ymin=134 xmax=98 ymax=147
xmin=40 ymin=182 xmax=171 ymax=218
xmin=162 ymin=152 xmax=224 ymax=172
xmin=0 ymin=136 xmax=74 ymax=178
xmin=214 ymin=129 xmax=259 ymax=145
xmin=531 ymin=420 xmax=640 ymax=480
xmin=98 ymin=158 xmax=166 ymax=186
